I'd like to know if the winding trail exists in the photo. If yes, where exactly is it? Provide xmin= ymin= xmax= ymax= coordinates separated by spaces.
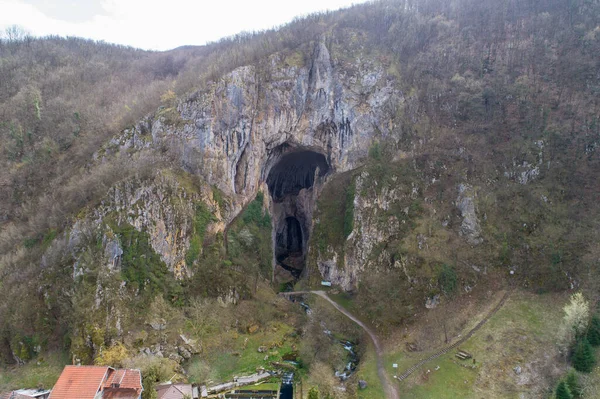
xmin=281 ymin=290 xmax=400 ymax=399
xmin=282 ymin=289 xmax=512 ymax=398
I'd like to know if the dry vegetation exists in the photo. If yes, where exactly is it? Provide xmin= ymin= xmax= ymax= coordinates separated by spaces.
xmin=1 ymin=0 xmax=600 ymax=396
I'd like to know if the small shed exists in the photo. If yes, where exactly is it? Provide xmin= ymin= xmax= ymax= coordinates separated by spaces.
xmin=156 ymin=383 xmax=197 ymax=399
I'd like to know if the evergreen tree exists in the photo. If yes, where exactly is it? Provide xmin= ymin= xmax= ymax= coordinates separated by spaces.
xmin=556 ymin=381 xmax=573 ymax=399
xmin=572 ymin=337 xmax=596 ymax=373
xmin=566 ymin=371 xmax=582 ymax=397
xmin=587 ymin=315 xmax=600 ymax=347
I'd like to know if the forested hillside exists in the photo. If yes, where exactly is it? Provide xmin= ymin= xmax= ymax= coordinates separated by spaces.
xmin=1 ymin=0 xmax=600 ymax=397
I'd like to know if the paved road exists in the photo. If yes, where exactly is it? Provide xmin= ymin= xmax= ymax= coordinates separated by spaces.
xmin=282 ymin=290 xmax=400 ymax=399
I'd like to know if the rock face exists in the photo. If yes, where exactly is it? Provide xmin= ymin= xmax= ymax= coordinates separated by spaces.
xmin=84 ymin=41 xmax=491 ymax=294
xmin=119 ymin=42 xmax=399 ymax=213
xmin=96 ymin=42 xmax=400 ymax=286
xmin=456 ymin=184 xmax=483 ymax=246
xmin=316 ymin=170 xmax=411 ymax=290
xmin=86 ymin=172 xmax=223 ymax=277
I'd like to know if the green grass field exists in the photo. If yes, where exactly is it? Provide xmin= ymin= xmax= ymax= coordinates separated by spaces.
xmin=386 ymin=291 xmax=568 ymax=399
xmin=0 ymin=351 xmax=68 ymax=392
xmin=187 ymin=321 xmax=298 ymax=384
xmin=355 ymin=342 xmax=386 ymax=399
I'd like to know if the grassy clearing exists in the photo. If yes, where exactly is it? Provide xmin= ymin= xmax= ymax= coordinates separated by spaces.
xmin=328 ymin=292 xmax=355 ymax=313
xmin=0 ymin=351 xmax=68 ymax=391
xmin=355 ymin=343 xmax=386 ymax=399
xmin=398 ymin=352 xmax=478 ymax=399
xmin=247 ymin=381 xmax=280 ymax=391
xmin=387 ymin=291 xmax=567 ymax=398
xmin=187 ymin=322 xmax=298 ymax=384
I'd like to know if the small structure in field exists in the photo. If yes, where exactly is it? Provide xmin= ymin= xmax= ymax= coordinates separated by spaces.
xmin=455 ymin=349 xmax=473 ymax=360
xmin=156 ymin=383 xmax=198 ymax=399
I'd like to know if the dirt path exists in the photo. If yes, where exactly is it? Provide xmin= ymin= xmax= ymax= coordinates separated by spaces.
xmin=282 ymin=290 xmax=400 ymax=399
xmin=396 ymin=290 xmax=511 ymax=382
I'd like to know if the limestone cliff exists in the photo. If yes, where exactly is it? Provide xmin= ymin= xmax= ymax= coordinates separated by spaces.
xmin=113 ymin=42 xmax=399 ymax=210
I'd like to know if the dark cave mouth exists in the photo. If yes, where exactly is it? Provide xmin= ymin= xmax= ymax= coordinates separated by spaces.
xmin=275 ymin=216 xmax=304 ymax=278
xmin=266 ymin=151 xmax=329 ymax=202
xmin=267 ymin=149 xmax=330 ymax=280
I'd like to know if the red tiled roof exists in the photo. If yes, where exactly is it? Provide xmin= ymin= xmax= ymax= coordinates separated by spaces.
xmin=103 ymin=369 xmax=142 ymax=398
xmin=103 ymin=389 xmax=141 ymax=399
xmin=48 ymin=366 xmax=110 ymax=399
xmin=49 ymin=366 xmax=142 ymax=399
xmin=103 ymin=369 xmax=142 ymax=390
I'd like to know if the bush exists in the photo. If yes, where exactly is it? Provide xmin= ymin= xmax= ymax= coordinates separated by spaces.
xmin=343 ymin=180 xmax=355 ymax=238
xmin=308 ymin=387 xmax=320 ymax=399
xmin=186 ymin=202 xmax=215 ymax=267
xmin=565 ymin=371 xmax=581 ymax=398
xmin=368 ymin=142 xmax=382 ymax=161
xmin=587 ymin=315 xmax=600 ymax=346
xmin=438 ymin=264 xmax=458 ymax=295
xmin=94 ymin=342 xmax=129 ymax=367
xmin=572 ymin=337 xmax=596 ymax=373
xmin=556 ymin=381 xmax=573 ymax=399
xmin=241 ymin=192 xmax=270 ymax=228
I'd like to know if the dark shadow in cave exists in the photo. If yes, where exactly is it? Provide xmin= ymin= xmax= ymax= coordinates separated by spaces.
xmin=285 ymin=216 xmax=303 ymax=255
xmin=267 ymin=149 xmax=330 ymax=281
xmin=267 ymin=151 xmax=329 ymax=202
xmin=276 ymin=216 xmax=304 ymax=278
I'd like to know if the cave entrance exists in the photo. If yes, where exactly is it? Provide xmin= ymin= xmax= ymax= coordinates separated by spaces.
xmin=266 ymin=148 xmax=330 ymax=282
xmin=284 ymin=217 xmax=303 ymax=255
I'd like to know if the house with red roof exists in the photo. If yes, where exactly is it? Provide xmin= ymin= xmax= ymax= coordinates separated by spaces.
xmin=48 ymin=366 xmax=143 ymax=399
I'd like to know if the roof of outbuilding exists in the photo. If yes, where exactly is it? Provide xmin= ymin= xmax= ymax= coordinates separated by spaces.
xmin=156 ymin=383 xmax=194 ymax=399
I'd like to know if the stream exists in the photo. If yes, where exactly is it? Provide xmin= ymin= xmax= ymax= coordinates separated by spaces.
xmin=279 ymin=372 xmax=294 ymax=399
xmin=298 ymin=300 xmax=360 ymax=381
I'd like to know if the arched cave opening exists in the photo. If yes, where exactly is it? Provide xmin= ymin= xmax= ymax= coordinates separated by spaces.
xmin=267 ymin=151 xmax=329 ymax=201
xmin=266 ymin=149 xmax=330 ymax=282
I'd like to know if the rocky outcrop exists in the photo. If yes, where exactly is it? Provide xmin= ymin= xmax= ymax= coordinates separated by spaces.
xmin=317 ymin=171 xmax=410 ymax=290
xmin=88 ymin=42 xmax=402 ymax=288
xmin=456 ymin=184 xmax=483 ymax=246
xmin=74 ymin=171 xmax=224 ymax=278
xmin=114 ymin=42 xmax=400 ymax=215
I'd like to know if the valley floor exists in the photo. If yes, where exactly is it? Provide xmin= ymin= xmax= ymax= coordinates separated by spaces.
xmin=382 ymin=290 xmax=584 ymax=398
xmin=3 ymin=289 xmax=600 ymax=399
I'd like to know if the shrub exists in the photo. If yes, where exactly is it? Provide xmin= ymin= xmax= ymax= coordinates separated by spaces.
xmin=94 ymin=342 xmax=129 ymax=367
xmin=556 ymin=381 xmax=573 ymax=399
xmin=572 ymin=337 xmax=596 ymax=373
xmin=565 ymin=371 xmax=581 ymax=397
xmin=559 ymin=293 xmax=590 ymax=351
xmin=241 ymin=192 xmax=270 ymax=228
xmin=438 ymin=264 xmax=458 ymax=295
xmin=587 ymin=315 xmax=600 ymax=346
xmin=186 ymin=202 xmax=215 ymax=267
